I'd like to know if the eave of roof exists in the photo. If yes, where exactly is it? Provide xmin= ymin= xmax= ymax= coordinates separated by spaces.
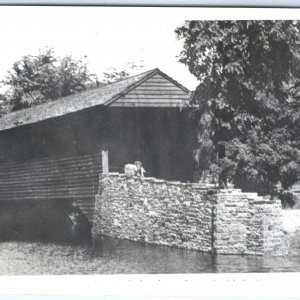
xmin=0 ymin=68 xmax=190 ymax=132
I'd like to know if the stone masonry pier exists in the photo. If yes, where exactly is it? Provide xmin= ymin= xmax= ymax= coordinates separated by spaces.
xmin=92 ymin=173 xmax=288 ymax=256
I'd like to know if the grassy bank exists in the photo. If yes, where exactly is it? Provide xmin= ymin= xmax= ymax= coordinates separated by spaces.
xmin=287 ymin=230 xmax=300 ymax=256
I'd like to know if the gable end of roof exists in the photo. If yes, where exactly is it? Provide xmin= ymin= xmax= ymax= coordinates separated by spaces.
xmin=105 ymin=68 xmax=190 ymax=106
xmin=104 ymin=68 xmax=159 ymax=106
xmin=156 ymin=69 xmax=190 ymax=94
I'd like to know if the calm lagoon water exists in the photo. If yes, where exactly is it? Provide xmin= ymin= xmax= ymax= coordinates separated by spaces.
xmin=0 ymin=236 xmax=300 ymax=275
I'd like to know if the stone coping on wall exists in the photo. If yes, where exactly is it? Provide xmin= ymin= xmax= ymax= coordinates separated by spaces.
xmin=102 ymin=173 xmax=279 ymax=201
xmin=101 ymin=172 xmax=281 ymax=204
xmin=103 ymin=172 xmax=219 ymax=189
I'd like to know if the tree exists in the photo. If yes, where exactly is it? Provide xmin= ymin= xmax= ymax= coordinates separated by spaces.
xmin=2 ymin=49 xmax=97 ymax=111
xmin=176 ymin=21 xmax=300 ymax=195
xmin=1 ymin=50 xmax=143 ymax=112
xmin=0 ymin=93 xmax=9 ymax=116
xmin=102 ymin=62 xmax=143 ymax=84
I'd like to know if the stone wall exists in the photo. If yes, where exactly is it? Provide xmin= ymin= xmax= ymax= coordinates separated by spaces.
xmin=214 ymin=191 xmax=287 ymax=255
xmin=92 ymin=173 xmax=288 ymax=256
xmin=93 ymin=173 xmax=215 ymax=252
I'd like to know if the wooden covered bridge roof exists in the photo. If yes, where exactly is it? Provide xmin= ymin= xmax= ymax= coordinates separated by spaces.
xmin=0 ymin=68 xmax=191 ymax=131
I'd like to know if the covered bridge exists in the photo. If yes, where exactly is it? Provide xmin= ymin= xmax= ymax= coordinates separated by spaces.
xmin=0 ymin=68 xmax=195 ymax=222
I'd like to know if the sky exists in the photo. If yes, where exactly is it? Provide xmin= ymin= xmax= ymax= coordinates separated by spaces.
xmin=0 ymin=6 xmax=200 ymax=91
xmin=1 ymin=6 xmax=300 ymax=93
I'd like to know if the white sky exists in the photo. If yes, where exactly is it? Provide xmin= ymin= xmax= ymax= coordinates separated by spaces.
xmin=0 ymin=6 xmax=200 ymax=91
xmin=1 ymin=6 xmax=300 ymax=93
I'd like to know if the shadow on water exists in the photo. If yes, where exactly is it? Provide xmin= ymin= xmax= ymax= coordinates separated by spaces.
xmin=0 ymin=199 xmax=92 ymax=245
xmin=88 ymin=235 xmax=216 ymax=273
xmin=89 ymin=236 xmax=300 ymax=273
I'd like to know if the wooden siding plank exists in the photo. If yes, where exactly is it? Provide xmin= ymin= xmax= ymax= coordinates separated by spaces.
xmin=0 ymin=177 xmax=98 ymax=186
xmin=0 ymin=195 xmax=97 ymax=201
xmin=113 ymin=72 xmax=189 ymax=107
xmin=137 ymin=82 xmax=187 ymax=88
xmin=0 ymin=153 xmax=102 ymax=223
xmin=0 ymin=170 xmax=99 ymax=181
xmin=139 ymin=82 xmax=178 ymax=87
xmin=148 ymin=74 xmax=183 ymax=83
xmin=134 ymin=85 xmax=187 ymax=92
xmin=0 ymin=157 xmax=101 ymax=173
xmin=114 ymin=98 xmax=188 ymax=104
xmin=0 ymin=154 xmax=101 ymax=169
xmin=114 ymin=102 xmax=187 ymax=106
xmin=0 ymin=186 xmax=97 ymax=193
xmin=122 ymin=95 xmax=189 ymax=100
xmin=133 ymin=86 xmax=187 ymax=92
xmin=142 ymin=76 xmax=179 ymax=82
xmin=127 ymin=91 xmax=188 ymax=96
xmin=110 ymin=102 xmax=187 ymax=107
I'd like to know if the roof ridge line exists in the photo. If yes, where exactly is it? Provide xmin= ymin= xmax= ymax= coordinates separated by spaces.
xmin=0 ymin=68 xmax=159 ymax=118
xmin=104 ymin=68 xmax=159 ymax=106
xmin=111 ymin=68 xmax=158 ymax=83
xmin=156 ymin=69 xmax=190 ymax=93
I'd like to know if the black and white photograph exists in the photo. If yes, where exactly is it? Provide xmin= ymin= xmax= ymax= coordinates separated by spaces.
xmin=0 ymin=6 xmax=300 ymax=277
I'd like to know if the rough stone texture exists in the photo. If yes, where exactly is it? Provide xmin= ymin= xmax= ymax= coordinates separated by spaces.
xmin=92 ymin=173 xmax=288 ymax=256
xmin=92 ymin=173 xmax=215 ymax=252
xmin=214 ymin=191 xmax=287 ymax=255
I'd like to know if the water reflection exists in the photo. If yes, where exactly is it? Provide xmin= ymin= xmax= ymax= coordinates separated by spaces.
xmin=91 ymin=236 xmax=300 ymax=274
xmin=0 ymin=236 xmax=300 ymax=275
xmin=214 ymin=254 xmax=300 ymax=273
xmin=92 ymin=236 xmax=216 ymax=273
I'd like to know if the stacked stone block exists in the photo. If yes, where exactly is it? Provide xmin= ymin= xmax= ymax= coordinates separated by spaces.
xmin=213 ymin=190 xmax=249 ymax=254
xmin=214 ymin=190 xmax=287 ymax=255
xmin=92 ymin=173 xmax=288 ymax=256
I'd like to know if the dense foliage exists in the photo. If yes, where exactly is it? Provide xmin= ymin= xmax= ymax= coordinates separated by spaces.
xmin=1 ymin=49 xmax=97 ymax=111
xmin=1 ymin=49 xmax=141 ymax=112
xmin=176 ymin=21 xmax=300 ymax=195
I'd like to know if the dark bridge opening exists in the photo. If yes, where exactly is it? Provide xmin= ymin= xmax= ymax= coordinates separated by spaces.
xmin=0 ymin=199 xmax=92 ymax=244
xmin=0 ymin=152 xmax=102 ymax=244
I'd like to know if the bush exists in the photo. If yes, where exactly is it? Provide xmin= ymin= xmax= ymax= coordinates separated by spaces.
xmin=278 ymin=190 xmax=297 ymax=209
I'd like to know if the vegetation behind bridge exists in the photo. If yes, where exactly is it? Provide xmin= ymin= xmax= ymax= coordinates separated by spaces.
xmin=176 ymin=20 xmax=300 ymax=199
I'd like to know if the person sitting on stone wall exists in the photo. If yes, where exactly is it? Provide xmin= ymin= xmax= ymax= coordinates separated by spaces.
xmin=124 ymin=161 xmax=145 ymax=178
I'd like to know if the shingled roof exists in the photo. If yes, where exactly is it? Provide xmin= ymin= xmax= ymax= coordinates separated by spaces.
xmin=0 ymin=68 xmax=190 ymax=131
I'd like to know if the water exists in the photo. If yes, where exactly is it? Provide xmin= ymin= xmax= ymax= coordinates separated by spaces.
xmin=0 ymin=236 xmax=300 ymax=275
